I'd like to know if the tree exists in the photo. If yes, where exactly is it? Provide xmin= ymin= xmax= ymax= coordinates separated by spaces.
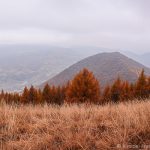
xmin=129 ymin=83 xmax=136 ymax=100
xmin=121 ymin=81 xmax=130 ymax=101
xmin=110 ymin=77 xmax=122 ymax=103
xmin=101 ymin=85 xmax=111 ymax=104
xmin=28 ymin=86 xmax=38 ymax=104
xmin=54 ymin=86 xmax=65 ymax=105
xmin=42 ymin=84 xmax=51 ymax=103
xmin=21 ymin=87 xmax=29 ymax=104
xmin=66 ymin=68 xmax=100 ymax=104
xmin=0 ymin=90 xmax=5 ymax=103
xmin=37 ymin=89 xmax=43 ymax=104
xmin=50 ymin=86 xmax=57 ymax=104
xmin=135 ymin=69 xmax=147 ymax=99
xmin=146 ymin=77 xmax=150 ymax=98
xmin=13 ymin=93 xmax=20 ymax=104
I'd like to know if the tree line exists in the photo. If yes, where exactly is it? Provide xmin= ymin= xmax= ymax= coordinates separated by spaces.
xmin=0 ymin=68 xmax=150 ymax=105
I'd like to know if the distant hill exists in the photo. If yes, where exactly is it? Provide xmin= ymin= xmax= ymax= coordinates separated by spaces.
xmin=40 ymin=52 xmax=150 ymax=88
xmin=0 ymin=44 xmax=149 ymax=91
xmin=122 ymin=51 xmax=150 ymax=67
xmin=137 ymin=53 xmax=150 ymax=67
xmin=0 ymin=45 xmax=107 ymax=91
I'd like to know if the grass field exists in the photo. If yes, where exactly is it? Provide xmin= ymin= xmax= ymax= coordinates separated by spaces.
xmin=1 ymin=100 xmax=150 ymax=150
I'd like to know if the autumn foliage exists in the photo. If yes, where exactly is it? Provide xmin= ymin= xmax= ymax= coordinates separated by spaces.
xmin=66 ymin=68 xmax=100 ymax=104
xmin=0 ymin=68 xmax=150 ymax=105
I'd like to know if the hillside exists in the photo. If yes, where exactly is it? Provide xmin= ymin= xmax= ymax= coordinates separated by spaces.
xmin=138 ymin=53 xmax=150 ymax=67
xmin=123 ymin=51 xmax=150 ymax=68
xmin=0 ymin=44 xmax=149 ymax=91
xmin=0 ymin=45 xmax=107 ymax=91
xmin=41 ymin=52 xmax=150 ymax=88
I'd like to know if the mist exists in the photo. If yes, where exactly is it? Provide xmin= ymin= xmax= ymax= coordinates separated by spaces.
xmin=0 ymin=0 xmax=150 ymax=53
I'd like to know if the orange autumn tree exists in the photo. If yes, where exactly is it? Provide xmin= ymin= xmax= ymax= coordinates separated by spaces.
xmin=110 ymin=77 xmax=123 ymax=103
xmin=28 ymin=85 xmax=39 ymax=104
xmin=135 ymin=69 xmax=147 ymax=99
xmin=101 ymin=85 xmax=111 ymax=104
xmin=42 ymin=84 xmax=51 ymax=103
xmin=21 ymin=86 xmax=29 ymax=104
xmin=129 ymin=83 xmax=136 ymax=100
xmin=66 ymin=68 xmax=100 ymax=104
xmin=121 ymin=81 xmax=131 ymax=101
xmin=146 ymin=77 xmax=150 ymax=98
xmin=36 ymin=89 xmax=43 ymax=104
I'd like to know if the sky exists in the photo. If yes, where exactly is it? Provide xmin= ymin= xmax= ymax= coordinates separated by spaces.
xmin=0 ymin=0 xmax=150 ymax=53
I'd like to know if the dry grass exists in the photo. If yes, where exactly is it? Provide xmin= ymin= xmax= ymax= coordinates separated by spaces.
xmin=0 ymin=100 xmax=150 ymax=150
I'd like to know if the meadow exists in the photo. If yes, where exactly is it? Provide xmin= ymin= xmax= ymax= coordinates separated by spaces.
xmin=1 ymin=100 xmax=150 ymax=150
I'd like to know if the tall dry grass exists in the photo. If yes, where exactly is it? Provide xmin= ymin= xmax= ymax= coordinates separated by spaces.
xmin=0 ymin=100 xmax=150 ymax=150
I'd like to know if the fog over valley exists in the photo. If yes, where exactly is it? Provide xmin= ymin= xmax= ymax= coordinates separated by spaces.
xmin=0 ymin=0 xmax=150 ymax=91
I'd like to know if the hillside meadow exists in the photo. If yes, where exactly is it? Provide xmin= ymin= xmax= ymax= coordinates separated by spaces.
xmin=1 ymin=100 xmax=150 ymax=150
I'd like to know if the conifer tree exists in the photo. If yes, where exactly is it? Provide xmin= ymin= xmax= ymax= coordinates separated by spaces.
xmin=66 ymin=68 xmax=100 ymax=104
xmin=110 ymin=77 xmax=122 ymax=103
xmin=129 ymin=83 xmax=135 ymax=100
xmin=121 ymin=81 xmax=130 ymax=101
xmin=42 ymin=84 xmax=51 ymax=103
xmin=135 ymin=69 xmax=147 ymax=99
xmin=28 ymin=86 xmax=38 ymax=104
xmin=37 ymin=89 xmax=43 ymax=104
xmin=21 ymin=87 xmax=29 ymax=104
xmin=54 ymin=86 xmax=64 ymax=105
xmin=61 ymin=85 xmax=67 ymax=103
xmin=51 ymin=86 xmax=57 ymax=104
xmin=146 ymin=77 xmax=150 ymax=98
xmin=13 ymin=93 xmax=20 ymax=104
xmin=0 ymin=90 xmax=4 ymax=103
xmin=101 ymin=85 xmax=111 ymax=104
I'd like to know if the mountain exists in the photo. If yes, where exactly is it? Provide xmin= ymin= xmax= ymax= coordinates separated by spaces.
xmin=122 ymin=51 xmax=150 ymax=67
xmin=0 ymin=44 xmax=149 ymax=91
xmin=40 ymin=52 xmax=150 ymax=88
xmin=137 ymin=53 xmax=150 ymax=67
xmin=0 ymin=44 xmax=108 ymax=91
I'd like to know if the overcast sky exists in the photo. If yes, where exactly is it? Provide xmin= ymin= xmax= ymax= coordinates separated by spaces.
xmin=0 ymin=0 xmax=150 ymax=53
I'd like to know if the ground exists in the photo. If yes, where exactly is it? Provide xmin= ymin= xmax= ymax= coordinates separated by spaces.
xmin=0 ymin=100 xmax=150 ymax=150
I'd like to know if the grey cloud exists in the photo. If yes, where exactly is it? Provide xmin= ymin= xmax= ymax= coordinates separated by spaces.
xmin=0 ymin=0 xmax=150 ymax=52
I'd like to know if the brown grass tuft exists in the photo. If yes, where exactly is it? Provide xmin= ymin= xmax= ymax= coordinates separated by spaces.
xmin=0 ymin=100 xmax=150 ymax=150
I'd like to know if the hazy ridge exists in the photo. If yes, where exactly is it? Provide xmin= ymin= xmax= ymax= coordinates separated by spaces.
xmin=0 ymin=45 xmax=150 ymax=91
xmin=41 ymin=52 xmax=150 ymax=88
